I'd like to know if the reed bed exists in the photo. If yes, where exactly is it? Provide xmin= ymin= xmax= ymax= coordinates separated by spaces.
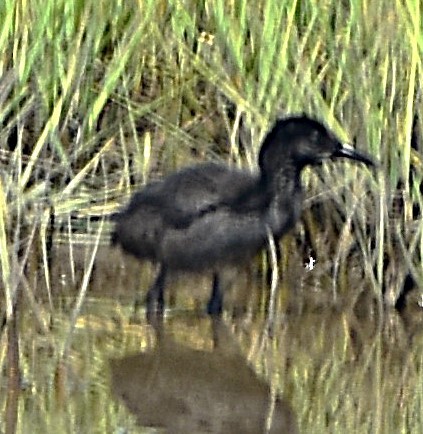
xmin=0 ymin=1 xmax=422 ymax=432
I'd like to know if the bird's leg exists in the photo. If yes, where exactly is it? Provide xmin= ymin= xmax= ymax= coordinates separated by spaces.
xmin=207 ymin=273 xmax=223 ymax=315
xmin=146 ymin=265 xmax=167 ymax=317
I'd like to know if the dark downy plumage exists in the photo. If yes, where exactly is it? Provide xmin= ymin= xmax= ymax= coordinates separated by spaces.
xmin=112 ymin=115 xmax=376 ymax=315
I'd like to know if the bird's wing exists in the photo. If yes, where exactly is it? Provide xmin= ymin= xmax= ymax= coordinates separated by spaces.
xmin=124 ymin=163 xmax=258 ymax=229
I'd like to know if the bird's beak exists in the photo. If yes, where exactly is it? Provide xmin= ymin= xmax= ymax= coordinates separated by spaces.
xmin=333 ymin=143 xmax=377 ymax=167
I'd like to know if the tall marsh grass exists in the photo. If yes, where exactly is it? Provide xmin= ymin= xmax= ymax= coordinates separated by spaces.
xmin=0 ymin=0 xmax=422 ymax=362
xmin=0 ymin=0 xmax=423 ymax=432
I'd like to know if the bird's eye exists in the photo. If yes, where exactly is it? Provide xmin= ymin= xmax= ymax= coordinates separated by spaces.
xmin=311 ymin=130 xmax=320 ymax=143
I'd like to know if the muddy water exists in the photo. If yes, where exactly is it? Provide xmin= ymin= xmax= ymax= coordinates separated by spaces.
xmin=2 ymin=244 xmax=423 ymax=433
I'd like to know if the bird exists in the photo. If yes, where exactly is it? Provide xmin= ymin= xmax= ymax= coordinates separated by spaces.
xmin=111 ymin=115 xmax=376 ymax=316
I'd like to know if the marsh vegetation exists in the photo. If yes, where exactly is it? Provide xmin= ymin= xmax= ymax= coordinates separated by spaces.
xmin=0 ymin=0 xmax=422 ymax=432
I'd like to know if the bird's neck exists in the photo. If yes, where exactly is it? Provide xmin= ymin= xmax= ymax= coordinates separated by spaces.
xmin=261 ymin=165 xmax=302 ymax=195
xmin=261 ymin=166 xmax=303 ymax=237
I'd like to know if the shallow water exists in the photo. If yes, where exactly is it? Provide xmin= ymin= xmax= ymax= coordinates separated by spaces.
xmin=2 ymin=244 xmax=423 ymax=433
